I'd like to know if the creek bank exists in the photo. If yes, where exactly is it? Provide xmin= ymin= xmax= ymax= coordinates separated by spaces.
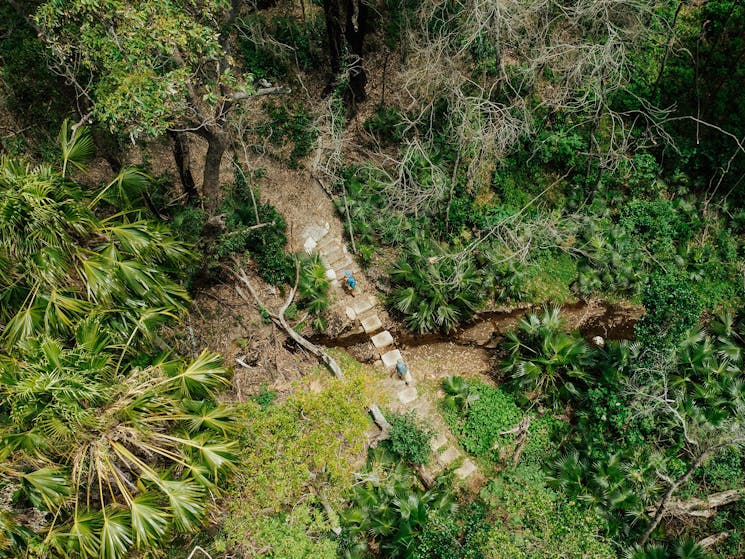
xmin=311 ymin=299 xmax=644 ymax=356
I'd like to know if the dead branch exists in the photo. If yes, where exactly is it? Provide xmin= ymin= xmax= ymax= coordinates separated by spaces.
xmin=499 ymin=416 xmax=532 ymax=467
xmin=369 ymin=403 xmax=392 ymax=442
xmin=231 ymin=262 xmax=344 ymax=379
xmin=698 ymin=532 xmax=730 ymax=550
xmin=646 ymin=488 xmax=745 ymax=519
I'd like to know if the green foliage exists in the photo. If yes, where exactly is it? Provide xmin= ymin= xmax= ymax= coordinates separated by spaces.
xmin=0 ymin=5 xmax=69 ymax=149
xmin=695 ymin=447 xmax=744 ymax=492
xmin=237 ymin=13 xmax=326 ymax=77
xmin=341 ymin=447 xmax=457 ymax=559
xmin=636 ymin=272 xmax=703 ymax=351
xmin=253 ymin=505 xmax=338 ymax=559
xmin=249 ymin=382 xmax=278 ymax=410
xmin=257 ymin=101 xmax=318 ymax=167
xmin=364 ymin=106 xmax=405 ymax=144
xmin=386 ymin=411 xmax=435 ymax=466
xmin=502 ymin=308 xmax=593 ymax=406
xmin=481 ymin=464 xmax=615 ymax=558
xmin=442 ymin=378 xmax=521 ymax=458
xmin=0 ymin=125 xmax=191 ymax=349
xmin=298 ymin=255 xmax=332 ymax=328
xmin=442 ymin=375 xmax=480 ymax=413
xmin=0 ymin=124 xmax=234 ymax=559
xmin=36 ymin=0 xmax=244 ymax=138
xmin=389 ymin=237 xmax=484 ymax=333
xmin=224 ymin=372 xmax=371 ymax=549
xmin=414 ymin=501 xmax=492 ymax=559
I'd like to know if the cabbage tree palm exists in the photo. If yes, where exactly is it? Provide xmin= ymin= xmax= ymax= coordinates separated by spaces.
xmin=502 ymin=308 xmax=593 ymax=406
xmin=0 ymin=331 xmax=237 ymax=559
xmin=0 ymin=122 xmax=191 ymax=350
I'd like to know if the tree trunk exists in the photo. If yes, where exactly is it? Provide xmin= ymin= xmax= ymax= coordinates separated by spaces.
xmin=169 ymin=130 xmax=199 ymax=202
xmin=345 ymin=0 xmax=368 ymax=106
xmin=202 ymin=131 xmax=228 ymax=214
xmin=323 ymin=0 xmax=344 ymax=80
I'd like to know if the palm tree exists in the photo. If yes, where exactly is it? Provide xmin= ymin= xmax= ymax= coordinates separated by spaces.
xmin=0 ymin=122 xmax=192 ymax=350
xmin=0 ymin=331 xmax=237 ymax=559
xmin=342 ymin=447 xmax=456 ymax=559
xmin=0 ymin=122 xmax=234 ymax=559
xmin=389 ymin=236 xmax=483 ymax=334
xmin=502 ymin=308 xmax=593 ymax=405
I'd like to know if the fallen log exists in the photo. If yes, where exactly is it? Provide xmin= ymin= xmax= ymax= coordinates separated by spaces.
xmin=646 ymin=488 xmax=745 ymax=519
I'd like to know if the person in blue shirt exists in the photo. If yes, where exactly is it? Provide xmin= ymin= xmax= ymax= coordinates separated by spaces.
xmin=396 ymin=358 xmax=410 ymax=385
xmin=344 ymin=270 xmax=357 ymax=295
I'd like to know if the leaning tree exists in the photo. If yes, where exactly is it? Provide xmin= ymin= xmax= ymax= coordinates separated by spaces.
xmin=33 ymin=0 xmax=265 ymax=212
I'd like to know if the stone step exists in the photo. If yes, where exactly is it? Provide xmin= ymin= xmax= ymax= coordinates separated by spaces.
xmin=381 ymin=349 xmax=403 ymax=370
xmin=326 ymin=250 xmax=349 ymax=269
xmin=454 ymin=459 xmax=477 ymax=479
xmin=303 ymin=224 xmax=330 ymax=243
xmin=360 ymin=314 xmax=383 ymax=334
xmin=397 ymin=386 xmax=418 ymax=404
xmin=371 ymin=330 xmax=394 ymax=349
xmin=437 ymin=446 xmax=460 ymax=467
xmin=352 ymin=296 xmax=377 ymax=317
xmin=333 ymin=257 xmax=356 ymax=274
xmin=315 ymin=233 xmax=337 ymax=251
xmin=430 ymin=432 xmax=448 ymax=451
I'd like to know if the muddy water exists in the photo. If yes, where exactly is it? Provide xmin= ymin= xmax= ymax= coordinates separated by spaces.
xmin=310 ymin=299 xmax=644 ymax=351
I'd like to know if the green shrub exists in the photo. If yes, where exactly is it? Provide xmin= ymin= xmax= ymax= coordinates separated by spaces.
xmin=250 ymin=382 xmax=278 ymax=410
xmin=481 ymin=463 xmax=615 ymax=558
xmin=502 ymin=308 xmax=593 ymax=407
xmin=443 ymin=378 xmax=522 ymax=458
xmin=635 ymin=272 xmax=702 ymax=351
xmin=258 ymin=101 xmax=318 ymax=167
xmin=386 ymin=410 xmax=435 ymax=465
xmin=364 ymin=105 xmax=405 ymax=144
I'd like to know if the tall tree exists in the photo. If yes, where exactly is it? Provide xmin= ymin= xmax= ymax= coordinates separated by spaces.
xmin=322 ymin=0 xmax=369 ymax=108
xmin=35 ymin=0 xmax=252 ymax=212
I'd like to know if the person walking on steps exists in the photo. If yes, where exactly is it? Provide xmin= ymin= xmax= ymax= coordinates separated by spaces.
xmin=344 ymin=270 xmax=357 ymax=296
xmin=396 ymin=358 xmax=410 ymax=385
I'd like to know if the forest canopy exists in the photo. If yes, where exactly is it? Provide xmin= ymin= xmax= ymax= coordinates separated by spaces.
xmin=1 ymin=0 xmax=745 ymax=558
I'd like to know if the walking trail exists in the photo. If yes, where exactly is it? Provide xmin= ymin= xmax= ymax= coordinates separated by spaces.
xmin=301 ymin=223 xmax=478 ymax=483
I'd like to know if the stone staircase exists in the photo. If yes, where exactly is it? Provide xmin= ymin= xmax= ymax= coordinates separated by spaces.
xmin=302 ymin=224 xmax=478 ymax=482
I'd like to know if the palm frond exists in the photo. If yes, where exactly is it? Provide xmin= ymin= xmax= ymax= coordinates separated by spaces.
xmin=58 ymin=119 xmax=95 ymax=177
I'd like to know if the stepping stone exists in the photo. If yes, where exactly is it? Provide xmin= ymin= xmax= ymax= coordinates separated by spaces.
xmin=345 ymin=307 xmax=357 ymax=321
xmin=371 ymin=330 xmax=394 ymax=349
xmin=316 ymin=234 xmax=337 ymax=251
xmin=326 ymin=250 xmax=347 ymax=268
xmin=398 ymin=386 xmax=418 ymax=404
xmin=353 ymin=297 xmax=376 ymax=316
xmin=438 ymin=446 xmax=460 ymax=467
xmin=381 ymin=349 xmax=403 ymax=369
xmin=361 ymin=314 xmax=383 ymax=334
xmin=455 ymin=459 xmax=477 ymax=479
xmin=302 ymin=224 xmax=329 ymax=242
xmin=430 ymin=432 xmax=448 ymax=451
xmin=303 ymin=237 xmax=317 ymax=254
xmin=325 ymin=269 xmax=337 ymax=281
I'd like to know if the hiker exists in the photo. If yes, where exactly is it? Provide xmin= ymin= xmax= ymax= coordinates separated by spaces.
xmin=396 ymin=358 xmax=410 ymax=385
xmin=344 ymin=270 xmax=357 ymax=296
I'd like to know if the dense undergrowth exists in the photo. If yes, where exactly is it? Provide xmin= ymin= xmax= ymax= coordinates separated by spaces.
xmin=2 ymin=0 xmax=745 ymax=558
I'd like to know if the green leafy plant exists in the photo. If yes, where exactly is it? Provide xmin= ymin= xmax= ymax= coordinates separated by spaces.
xmin=389 ymin=237 xmax=484 ymax=334
xmin=386 ymin=410 xmax=435 ymax=465
xmin=341 ymin=447 xmax=456 ymax=559
xmin=502 ymin=308 xmax=593 ymax=406
xmin=442 ymin=375 xmax=480 ymax=412
xmin=442 ymin=378 xmax=521 ymax=458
